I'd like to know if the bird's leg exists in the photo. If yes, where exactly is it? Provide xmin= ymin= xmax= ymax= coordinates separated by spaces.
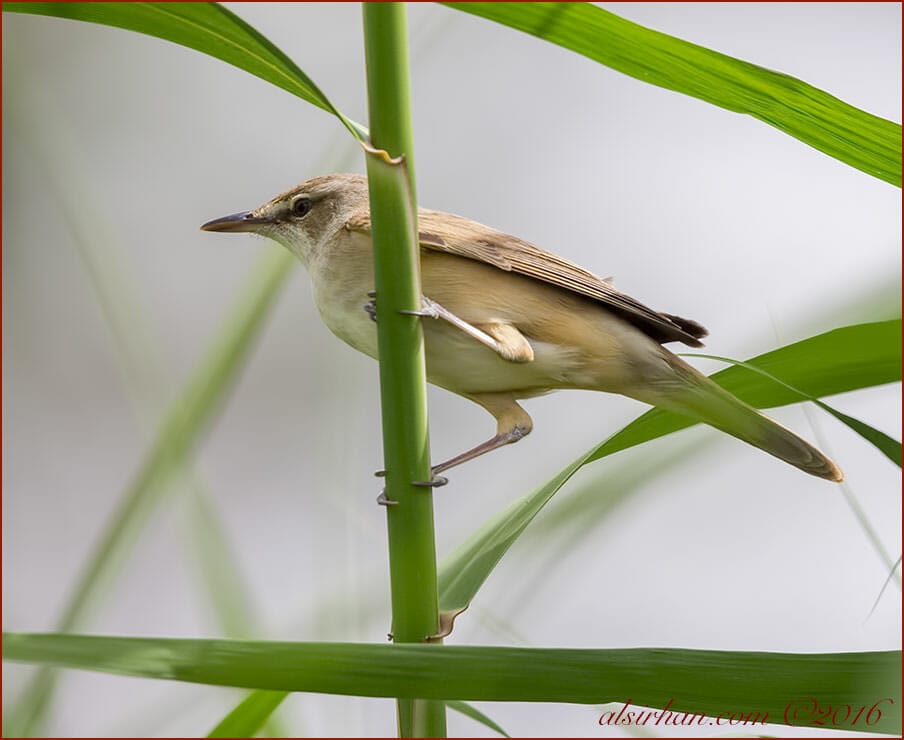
xmin=374 ymin=394 xmax=533 ymax=481
xmin=372 ymin=299 xmax=535 ymax=483
xmin=371 ymin=293 xmax=533 ymax=362
xmin=402 ymin=296 xmax=534 ymax=363
xmin=431 ymin=393 xmax=533 ymax=475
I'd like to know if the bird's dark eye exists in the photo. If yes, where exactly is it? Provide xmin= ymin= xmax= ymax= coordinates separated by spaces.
xmin=291 ymin=197 xmax=312 ymax=218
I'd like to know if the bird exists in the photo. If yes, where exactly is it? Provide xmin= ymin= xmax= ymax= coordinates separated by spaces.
xmin=201 ymin=173 xmax=843 ymax=482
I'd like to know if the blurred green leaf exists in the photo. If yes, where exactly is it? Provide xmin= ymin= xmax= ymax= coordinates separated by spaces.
xmin=3 ymin=117 xmax=288 ymax=736
xmin=868 ymin=556 xmax=903 ymax=619
xmin=4 ymin=247 xmax=296 ymax=738
xmin=438 ymin=320 xmax=901 ymax=616
xmin=57 ymin=246 xmax=292 ymax=628
xmin=446 ymin=701 xmax=510 ymax=737
xmin=443 ymin=2 xmax=902 ymax=186
xmin=18 ymin=97 xmax=270 ymax=641
xmin=4 ymin=633 xmax=900 ymax=735
xmin=208 ymin=690 xmax=288 ymax=738
xmin=4 ymin=82 xmax=367 ymax=738
xmin=182 ymin=490 xmax=264 ymax=639
xmin=3 ymin=2 xmax=366 ymax=140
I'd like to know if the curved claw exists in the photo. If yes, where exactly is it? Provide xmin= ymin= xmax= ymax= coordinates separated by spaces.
xmin=376 ymin=490 xmax=398 ymax=506
xmin=412 ymin=475 xmax=448 ymax=488
xmin=374 ymin=471 xmax=447 ymax=487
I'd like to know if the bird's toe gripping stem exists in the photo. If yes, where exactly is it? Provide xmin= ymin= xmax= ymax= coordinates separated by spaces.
xmin=375 ymin=471 xmax=448 ymax=506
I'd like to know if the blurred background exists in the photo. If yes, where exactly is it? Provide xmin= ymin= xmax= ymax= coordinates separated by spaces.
xmin=2 ymin=2 xmax=901 ymax=737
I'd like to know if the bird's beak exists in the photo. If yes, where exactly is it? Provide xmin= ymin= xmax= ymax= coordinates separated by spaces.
xmin=200 ymin=211 xmax=269 ymax=233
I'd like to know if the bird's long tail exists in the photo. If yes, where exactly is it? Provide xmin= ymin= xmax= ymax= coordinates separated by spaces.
xmin=633 ymin=352 xmax=843 ymax=482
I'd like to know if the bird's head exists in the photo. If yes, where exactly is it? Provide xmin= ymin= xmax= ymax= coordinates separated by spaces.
xmin=201 ymin=172 xmax=369 ymax=265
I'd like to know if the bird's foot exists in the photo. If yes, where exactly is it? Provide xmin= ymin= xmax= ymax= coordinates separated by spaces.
xmin=373 ymin=469 xmax=448 ymax=488
xmin=365 ymin=293 xmax=441 ymax=322
xmin=363 ymin=290 xmax=378 ymax=322
xmin=413 ymin=475 xmax=448 ymax=488
xmin=376 ymin=489 xmax=398 ymax=506
xmin=399 ymin=296 xmax=441 ymax=319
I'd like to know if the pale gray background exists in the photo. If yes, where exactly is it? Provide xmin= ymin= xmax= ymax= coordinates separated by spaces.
xmin=3 ymin=3 xmax=901 ymax=737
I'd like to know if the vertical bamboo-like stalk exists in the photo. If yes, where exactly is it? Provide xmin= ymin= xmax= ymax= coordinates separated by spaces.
xmin=362 ymin=4 xmax=447 ymax=738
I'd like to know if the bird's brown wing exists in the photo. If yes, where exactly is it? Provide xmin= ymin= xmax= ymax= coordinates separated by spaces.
xmin=345 ymin=208 xmax=707 ymax=347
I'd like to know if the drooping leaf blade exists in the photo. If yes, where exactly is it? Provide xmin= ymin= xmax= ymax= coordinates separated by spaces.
xmin=4 ymin=633 xmax=900 ymax=735
xmin=443 ymin=2 xmax=902 ymax=186
xmin=3 ymin=2 xmax=366 ymax=140
xmin=438 ymin=320 xmax=901 ymax=616
xmin=686 ymin=352 xmax=901 ymax=467
xmin=438 ymin=455 xmax=589 ymax=616
xmin=591 ymin=320 xmax=901 ymax=463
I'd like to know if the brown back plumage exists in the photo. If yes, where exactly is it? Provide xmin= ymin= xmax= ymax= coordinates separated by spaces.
xmin=346 ymin=208 xmax=708 ymax=347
